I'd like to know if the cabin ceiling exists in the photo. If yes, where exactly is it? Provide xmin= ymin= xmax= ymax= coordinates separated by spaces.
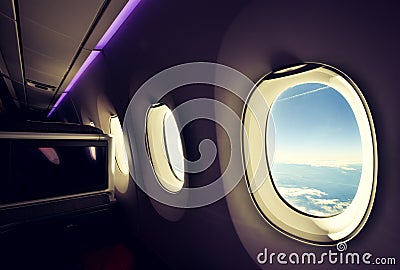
xmin=0 ymin=0 xmax=128 ymax=113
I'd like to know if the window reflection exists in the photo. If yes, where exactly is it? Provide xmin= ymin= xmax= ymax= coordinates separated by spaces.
xmin=38 ymin=147 xmax=60 ymax=165
xmin=88 ymin=146 xmax=97 ymax=161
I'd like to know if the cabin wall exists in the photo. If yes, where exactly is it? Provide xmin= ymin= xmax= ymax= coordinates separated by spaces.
xmin=54 ymin=0 xmax=400 ymax=269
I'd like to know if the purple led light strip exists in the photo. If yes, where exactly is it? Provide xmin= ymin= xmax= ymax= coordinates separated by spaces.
xmin=48 ymin=0 xmax=142 ymax=117
xmin=95 ymin=0 xmax=142 ymax=49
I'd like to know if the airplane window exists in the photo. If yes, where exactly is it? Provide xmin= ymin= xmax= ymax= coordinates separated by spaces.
xmin=268 ymin=83 xmax=362 ymax=217
xmin=110 ymin=115 xmax=129 ymax=175
xmin=243 ymin=63 xmax=377 ymax=244
xmin=146 ymin=104 xmax=184 ymax=193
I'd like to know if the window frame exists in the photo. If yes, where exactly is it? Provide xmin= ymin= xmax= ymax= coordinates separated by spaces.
xmin=145 ymin=103 xmax=185 ymax=193
xmin=242 ymin=63 xmax=377 ymax=245
xmin=0 ymin=132 xmax=115 ymax=208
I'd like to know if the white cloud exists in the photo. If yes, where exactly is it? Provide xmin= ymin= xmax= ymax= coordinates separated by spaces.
xmin=272 ymin=160 xmax=361 ymax=172
xmin=340 ymin=166 xmax=357 ymax=171
xmin=278 ymin=187 xmax=327 ymax=198
xmin=277 ymin=186 xmax=352 ymax=216
xmin=297 ymin=161 xmax=355 ymax=168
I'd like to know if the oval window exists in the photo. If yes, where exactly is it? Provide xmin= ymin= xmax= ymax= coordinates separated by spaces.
xmin=146 ymin=103 xmax=185 ymax=193
xmin=268 ymin=83 xmax=362 ymax=217
xmin=243 ymin=63 xmax=377 ymax=244
xmin=110 ymin=115 xmax=129 ymax=175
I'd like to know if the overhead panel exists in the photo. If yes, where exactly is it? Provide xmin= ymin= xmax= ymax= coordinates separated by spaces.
xmin=10 ymin=81 xmax=26 ymax=108
xmin=57 ymin=48 xmax=91 ymax=95
xmin=0 ymin=6 xmax=25 ymax=108
xmin=26 ymin=84 xmax=54 ymax=110
xmin=0 ymin=13 xmax=24 ymax=84
xmin=83 ymin=0 xmax=129 ymax=50
xmin=0 ymin=0 xmax=14 ymax=19
xmin=2 ymin=78 xmax=18 ymax=100
xmin=19 ymin=0 xmax=105 ymax=88
xmin=57 ymin=0 xmax=128 ymax=96
xmin=0 ymin=0 xmax=130 ymax=112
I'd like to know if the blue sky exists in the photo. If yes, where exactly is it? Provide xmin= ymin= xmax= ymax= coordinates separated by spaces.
xmin=267 ymin=83 xmax=362 ymax=167
xmin=266 ymin=83 xmax=363 ymax=216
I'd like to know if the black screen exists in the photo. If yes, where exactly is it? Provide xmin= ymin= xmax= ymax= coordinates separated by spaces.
xmin=0 ymin=139 xmax=108 ymax=205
